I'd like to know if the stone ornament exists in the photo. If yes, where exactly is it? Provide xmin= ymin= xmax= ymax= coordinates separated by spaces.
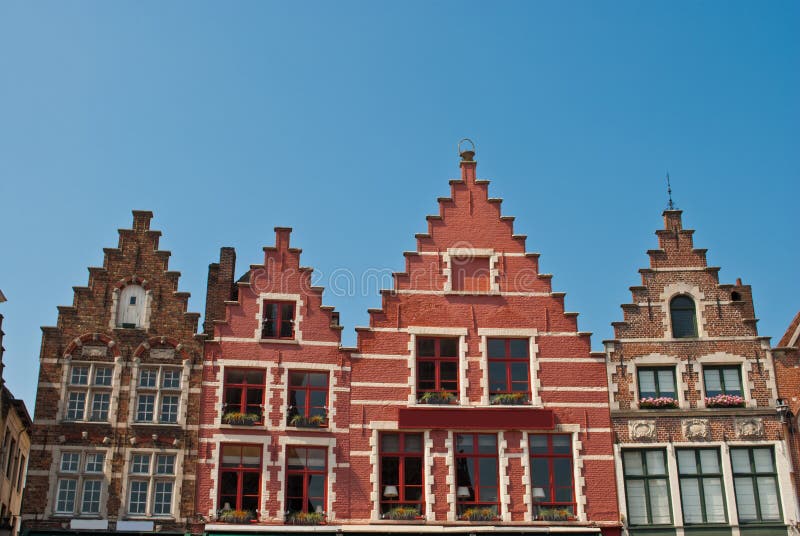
xmin=81 ymin=345 xmax=108 ymax=358
xmin=628 ymin=419 xmax=657 ymax=441
xmin=735 ymin=417 xmax=764 ymax=439
xmin=150 ymin=348 xmax=175 ymax=360
xmin=682 ymin=418 xmax=710 ymax=441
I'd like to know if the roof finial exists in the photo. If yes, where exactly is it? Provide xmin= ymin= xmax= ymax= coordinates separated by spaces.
xmin=665 ymin=171 xmax=675 ymax=210
xmin=458 ymin=138 xmax=476 ymax=162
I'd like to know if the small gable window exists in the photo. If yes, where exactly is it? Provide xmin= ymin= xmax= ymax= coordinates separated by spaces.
xmin=670 ymin=295 xmax=697 ymax=338
xmin=261 ymin=301 xmax=295 ymax=339
xmin=118 ymin=285 xmax=146 ymax=329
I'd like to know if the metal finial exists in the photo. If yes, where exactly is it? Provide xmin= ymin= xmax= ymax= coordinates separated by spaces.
xmin=458 ymin=138 xmax=476 ymax=161
xmin=666 ymin=172 xmax=675 ymax=210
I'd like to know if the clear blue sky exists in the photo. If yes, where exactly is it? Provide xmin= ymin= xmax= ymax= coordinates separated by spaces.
xmin=1 ymin=1 xmax=797 ymax=409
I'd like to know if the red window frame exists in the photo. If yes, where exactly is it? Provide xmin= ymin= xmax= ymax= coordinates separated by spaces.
xmin=218 ymin=444 xmax=262 ymax=516
xmin=416 ymin=337 xmax=459 ymax=398
xmin=529 ymin=434 xmax=575 ymax=514
xmin=285 ymin=446 xmax=327 ymax=516
xmin=379 ymin=433 xmax=424 ymax=516
xmin=223 ymin=369 xmax=265 ymax=424
xmin=487 ymin=338 xmax=530 ymax=398
xmin=288 ymin=371 xmax=329 ymax=425
xmin=262 ymin=301 xmax=295 ymax=339
xmin=455 ymin=433 xmax=499 ymax=517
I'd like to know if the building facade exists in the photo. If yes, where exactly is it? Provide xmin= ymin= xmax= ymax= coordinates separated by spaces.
xmin=603 ymin=210 xmax=797 ymax=535
xmin=772 ymin=313 xmax=800 ymax=511
xmin=21 ymin=211 xmax=204 ymax=535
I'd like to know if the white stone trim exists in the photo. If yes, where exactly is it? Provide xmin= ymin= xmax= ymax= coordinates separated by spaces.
xmin=206 ymin=435 xmax=272 ymax=518
xmin=424 ymin=431 xmax=434 ymax=521
xmin=445 ymin=431 xmax=455 ymax=521
xmin=406 ymin=331 xmax=468 ymax=405
xmin=498 ymin=432 xmax=511 ymax=521
xmin=626 ymin=353 xmax=688 ymax=410
xmin=442 ymin=248 xmax=500 ymax=293
xmin=693 ymin=353 xmax=754 ymax=409
xmin=254 ymin=292 xmax=304 ymax=342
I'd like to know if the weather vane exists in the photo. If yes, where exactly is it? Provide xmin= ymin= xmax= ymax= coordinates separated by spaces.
xmin=666 ymin=171 xmax=675 ymax=210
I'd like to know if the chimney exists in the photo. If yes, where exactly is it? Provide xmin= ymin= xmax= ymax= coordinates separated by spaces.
xmin=663 ymin=209 xmax=683 ymax=232
xmin=132 ymin=210 xmax=154 ymax=231
xmin=203 ymin=247 xmax=237 ymax=336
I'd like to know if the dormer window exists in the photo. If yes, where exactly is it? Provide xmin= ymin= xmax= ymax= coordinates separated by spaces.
xmin=670 ymin=295 xmax=697 ymax=338
xmin=261 ymin=301 xmax=295 ymax=339
xmin=118 ymin=285 xmax=146 ymax=329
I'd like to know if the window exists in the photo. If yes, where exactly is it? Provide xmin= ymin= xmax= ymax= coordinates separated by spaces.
xmin=64 ymin=363 xmax=114 ymax=422
xmin=670 ymin=295 xmax=697 ymax=338
xmin=637 ymin=367 xmax=677 ymax=400
xmin=451 ymin=256 xmax=491 ymax=292
xmin=417 ymin=337 xmax=459 ymax=401
xmin=704 ymin=366 xmax=743 ymax=397
xmin=16 ymin=454 xmax=26 ymax=492
xmin=54 ymin=451 xmax=105 ymax=515
xmin=288 ymin=371 xmax=328 ymax=426
xmin=261 ymin=301 xmax=295 ymax=339
xmin=677 ymin=449 xmax=726 ymax=524
xmin=222 ymin=369 xmax=265 ymax=425
xmin=219 ymin=445 xmax=261 ymax=515
xmin=488 ymin=338 xmax=530 ymax=403
xmin=286 ymin=447 xmax=326 ymax=516
xmin=135 ymin=367 xmax=182 ymax=423
xmin=529 ymin=435 xmax=575 ymax=516
xmin=455 ymin=434 xmax=498 ymax=518
xmin=117 ymin=284 xmax=147 ymax=328
xmin=731 ymin=447 xmax=782 ymax=523
xmin=5 ymin=438 xmax=15 ymax=479
xmin=623 ymin=450 xmax=672 ymax=525
xmin=127 ymin=453 xmax=177 ymax=516
xmin=380 ymin=433 xmax=424 ymax=516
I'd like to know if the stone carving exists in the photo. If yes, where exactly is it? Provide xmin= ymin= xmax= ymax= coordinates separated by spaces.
xmin=150 ymin=348 xmax=175 ymax=360
xmin=81 ymin=346 xmax=107 ymax=358
xmin=629 ymin=419 xmax=657 ymax=441
xmin=682 ymin=418 xmax=710 ymax=441
xmin=735 ymin=417 xmax=764 ymax=439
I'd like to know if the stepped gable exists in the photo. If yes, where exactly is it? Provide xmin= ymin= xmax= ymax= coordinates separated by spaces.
xmin=777 ymin=311 xmax=800 ymax=349
xmin=612 ymin=210 xmax=758 ymax=341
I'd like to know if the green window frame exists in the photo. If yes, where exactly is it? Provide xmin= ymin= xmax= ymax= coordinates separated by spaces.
xmin=637 ymin=367 xmax=677 ymax=400
xmin=622 ymin=449 xmax=673 ymax=526
xmin=703 ymin=366 xmax=743 ymax=397
xmin=677 ymin=448 xmax=727 ymax=524
xmin=731 ymin=447 xmax=782 ymax=524
xmin=670 ymin=295 xmax=698 ymax=338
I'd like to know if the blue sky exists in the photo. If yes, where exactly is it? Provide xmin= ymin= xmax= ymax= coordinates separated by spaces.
xmin=0 ymin=1 xmax=797 ymax=409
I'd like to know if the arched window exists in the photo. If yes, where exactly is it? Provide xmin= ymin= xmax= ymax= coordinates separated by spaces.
xmin=670 ymin=295 xmax=697 ymax=338
xmin=117 ymin=285 xmax=146 ymax=328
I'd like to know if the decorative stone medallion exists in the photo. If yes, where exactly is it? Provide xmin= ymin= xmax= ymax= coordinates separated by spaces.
xmin=735 ymin=417 xmax=764 ymax=439
xmin=81 ymin=345 xmax=107 ymax=358
xmin=682 ymin=418 xmax=710 ymax=441
xmin=628 ymin=419 xmax=657 ymax=441
xmin=150 ymin=348 xmax=175 ymax=360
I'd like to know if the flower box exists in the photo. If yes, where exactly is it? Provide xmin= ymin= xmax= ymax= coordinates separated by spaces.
xmin=288 ymin=414 xmax=327 ymax=427
xmin=705 ymin=394 xmax=746 ymax=408
xmin=218 ymin=509 xmax=255 ymax=524
xmin=382 ymin=506 xmax=422 ymax=520
xmin=221 ymin=412 xmax=261 ymax=426
xmin=490 ymin=393 xmax=529 ymax=405
xmin=285 ymin=511 xmax=326 ymax=525
xmin=418 ymin=391 xmax=458 ymax=405
xmin=459 ymin=507 xmax=497 ymax=521
xmin=638 ymin=397 xmax=678 ymax=409
xmin=535 ymin=507 xmax=574 ymax=521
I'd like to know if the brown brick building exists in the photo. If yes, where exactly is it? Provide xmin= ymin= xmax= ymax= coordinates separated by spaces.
xmin=21 ymin=212 xmax=204 ymax=535
xmin=603 ymin=210 xmax=797 ymax=535
xmin=772 ymin=313 xmax=800 ymax=513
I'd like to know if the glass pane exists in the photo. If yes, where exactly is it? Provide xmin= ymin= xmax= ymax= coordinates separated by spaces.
xmin=440 ymin=362 xmax=458 ymax=381
xmin=308 ymin=474 xmax=325 ymax=499
xmin=417 ymin=338 xmax=435 ymax=357
xmin=703 ymin=477 xmax=727 ymax=523
xmin=310 ymin=373 xmax=328 ymax=387
xmin=552 ymin=435 xmax=571 ymax=455
xmin=555 ymin=487 xmax=573 ymax=502
xmin=310 ymin=391 xmax=326 ymax=408
xmin=510 ymin=362 xmax=529 ymax=383
xmin=479 ymin=485 xmax=498 ymax=502
xmin=242 ymin=472 xmax=260 ymax=494
xmin=221 ymin=446 xmax=241 ymax=467
xmin=753 ymin=448 xmax=774 ymax=473
xmin=478 ymin=458 xmax=497 ymax=487
xmin=623 ymin=451 xmax=644 ymax=476
xmin=531 ymin=458 xmax=549 ymax=494
xmin=645 ymin=450 xmax=666 ymax=475
xmin=381 ymin=434 xmax=399 ymax=453
xmin=677 ymin=450 xmax=697 ymax=474
xmin=307 ymin=448 xmax=326 ymax=470
xmin=244 ymin=370 xmax=264 ymax=384
xmin=626 ymin=480 xmax=648 ymax=525
xmin=553 ymin=458 xmax=572 ymax=487
xmin=731 ymin=449 xmax=751 ymax=473
xmin=242 ymin=446 xmax=261 ymax=468
xmin=704 ymin=369 xmax=722 ymax=396
xmin=405 ymin=487 xmax=422 ymax=501
xmin=487 ymin=339 xmax=506 ymax=357
xmin=404 ymin=434 xmax=422 ymax=453
xmin=680 ymin=478 xmax=703 ymax=523
xmin=649 ymin=479 xmax=671 ymax=524
xmin=699 ymin=450 xmax=720 ymax=473
xmin=530 ymin=435 xmax=548 ymax=455
xmin=287 ymin=447 xmax=304 ymax=470
xmin=224 ymin=387 xmax=243 ymax=407
xmin=381 ymin=457 xmax=399 ymax=485
xmin=478 ymin=434 xmax=497 ymax=454
xmin=723 ymin=368 xmax=742 ymax=394
xmin=405 ymin=458 xmax=423 ymax=485
xmin=439 ymin=338 xmax=458 ymax=357
xmin=488 ymin=363 xmax=507 ymax=393
xmin=638 ymin=370 xmax=656 ymax=397
xmin=287 ymin=474 xmax=303 ymax=497
xmin=757 ymin=476 xmax=781 ymax=520
xmin=456 ymin=434 xmax=473 ymax=454
xmin=509 ymin=339 xmax=528 ymax=358
xmin=457 ymin=458 xmax=475 ymax=488
xmin=246 ymin=388 xmax=263 ymax=405
xmin=734 ymin=477 xmax=757 ymax=521
xmin=417 ymin=361 xmax=435 ymax=385
xmin=657 ymin=369 xmax=676 ymax=397
xmin=225 ymin=369 xmax=244 ymax=384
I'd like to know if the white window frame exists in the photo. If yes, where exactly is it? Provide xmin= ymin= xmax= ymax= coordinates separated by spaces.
xmin=134 ymin=366 xmax=183 ymax=424
xmin=478 ymin=328 xmax=540 ymax=406
xmin=52 ymin=450 xmax=108 ymax=517
xmin=442 ymin=248 xmax=500 ymax=294
xmin=63 ymin=362 xmax=115 ymax=422
xmin=123 ymin=451 xmax=178 ymax=518
xmin=406 ymin=327 xmax=468 ymax=406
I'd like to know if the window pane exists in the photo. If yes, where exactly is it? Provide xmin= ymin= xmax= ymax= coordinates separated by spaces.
xmin=162 ymin=369 xmax=181 ymax=389
xmin=131 ymin=454 xmax=151 ymax=474
xmin=704 ymin=368 xmax=722 ymax=395
xmin=757 ymin=476 xmax=781 ymax=520
xmin=156 ymin=455 xmax=176 ymax=475
xmin=553 ymin=458 xmax=572 ymax=487
xmin=94 ymin=367 xmax=113 ymax=386
xmin=623 ymin=451 xmax=644 ymax=476
xmin=731 ymin=449 xmax=751 ymax=473
xmin=478 ymin=458 xmax=497 ymax=487
xmin=531 ymin=458 xmax=549 ymax=496
xmin=487 ymin=339 xmax=506 ymax=357
xmin=309 ymin=373 xmax=328 ymax=387
xmin=381 ymin=456 xmax=399 ymax=485
xmin=139 ymin=369 xmax=157 ymax=388
xmin=81 ymin=480 xmax=102 ymax=513
xmin=638 ymin=370 xmax=656 ymax=397
xmin=221 ymin=445 xmax=242 ymax=467
xmin=417 ymin=338 xmax=435 ymax=357
xmin=649 ymin=479 xmax=671 ymax=524
xmin=477 ymin=434 xmax=497 ymax=454
xmin=703 ymin=477 xmax=727 ymax=523
xmin=226 ymin=369 xmax=245 ymax=384
xmin=510 ymin=362 xmax=529 ymax=384
xmin=456 ymin=434 xmax=473 ymax=454
xmin=699 ymin=450 xmax=720 ymax=473
xmin=529 ymin=435 xmax=548 ymax=455
xmin=626 ymin=480 xmax=648 ymax=525
xmin=734 ymin=476 xmax=758 ymax=521
xmin=488 ymin=362 xmax=507 ymax=393
xmin=242 ymin=472 xmax=260 ymax=495
xmin=552 ymin=435 xmax=571 ymax=455
xmin=405 ymin=458 xmax=423 ymax=485
xmin=56 ymin=479 xmax=77 ymax=513
xmin=645 ymin=450 xmax=666 ymax=475
xmin=154 ymin=481 xmax=173 ymax=515
xmin=61 ymin=452 xmax=80 ymax=472
xmin=85 ymin=453 xmax=105 ymax=473
xmin=129 ymin=481 xmax=148 ymax=514
xmin=241 ymin=446 xmax=261 ymax=468
xmin=307 ymin=448 xmax=326 ymax=470
xmin=677 ymin=450 xmax=697 ymax=474
xmin=439 ymin=338 xmax=458 ymax=357
xmin=440 ymin=361 xmax=458 ymax=381
xmin=509 ymin=339 xmax=528 ymax=358
xmin=657 ymin=369 xmax=676 ymax=397
xmin=404 ymin=434 xmax=423 ymax=453
xmin=308 ymin=474 xmax=325 ymax=499
xmin=753 ymin=448 xmax=774 ymax=473
xmin=381 ymin=434 xmax=399 ymax=453
xmin=722 ymin=367 xmax=740 ymax=391
xmin=71 ymin=366 xmax=89 ymax=385
xmin=680 ymin=478 xmax=703 ymax=523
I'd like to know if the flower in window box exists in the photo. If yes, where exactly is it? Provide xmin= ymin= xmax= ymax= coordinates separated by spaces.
xmin=536 ymin=507 xmax=574 ymax=521
xmin=638 ymin=397 xmax=679 ymax=409
xmin=289 ymin=413 xmax=327 ymax=428
xmin=221 ymin=412 xmax=261 ymax=426
xmin=418 ymin=391 xmax=458 ymax=405
xmin=459 ymin=507 xmax=497 ymax=521
xmin=382 ymin=506 xmax=422 ymax=520
xmin=285 ymin=511 xmax=326 ymax=525
xmin=218 ymin=509 xmax=255 ymax=524
xmin=490 ymin=392 xmax=529 ymax=405
xmin=705 ymin=394 xmax=746 ymax=408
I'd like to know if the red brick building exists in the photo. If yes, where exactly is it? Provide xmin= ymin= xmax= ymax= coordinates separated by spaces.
xmin=21 ymin=211 xmax=204 ymax=536
xmin=199 ymin=150 xmax=621 ymax=535
xmin=603 ymin=210 xmax=797 ymax=536
xmin=772 ymin=313 xmax=800 ymax=510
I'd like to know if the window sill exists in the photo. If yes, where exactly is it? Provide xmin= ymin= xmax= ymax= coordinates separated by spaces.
xmin=259 ymin=338 xmax=299 ymax=345
xmin=613 ymin=407 xmax=775 ymax=418
xmin=131 ymin=421 xmax=181 ymax=426
xmin=286 ymin=425 xmax=331 ymax=433
xmin=372 ymin=519 xmax=427 ymax=524
xmin=220 ymin=423 xmax=266 ymax=429
xmin=123 ymin=516 xmax=175 ymax=521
